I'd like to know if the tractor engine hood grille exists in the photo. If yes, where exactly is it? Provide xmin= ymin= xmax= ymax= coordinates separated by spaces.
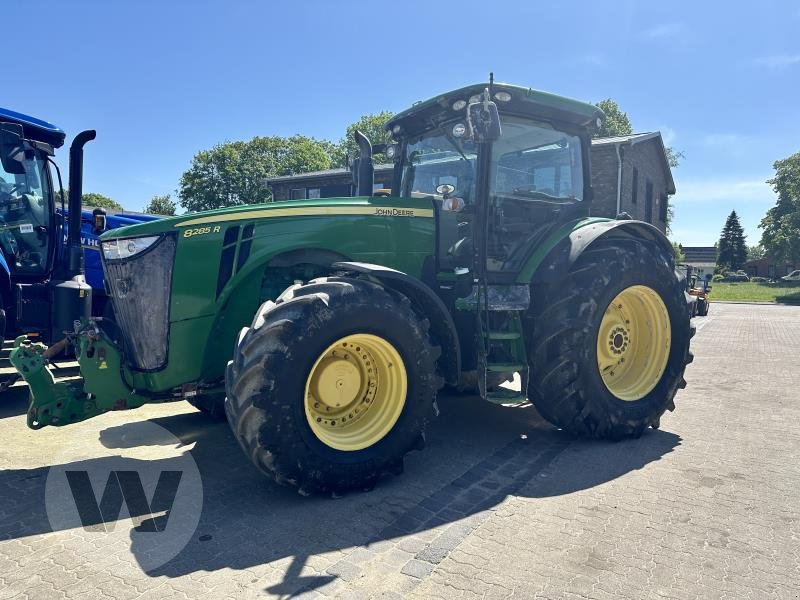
xmin=102 ymin=234 xmax=176 ymax=371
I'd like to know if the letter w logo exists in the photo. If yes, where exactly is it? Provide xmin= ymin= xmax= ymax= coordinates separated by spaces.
xmin=65 ymin=470 xmax=183 ymax=533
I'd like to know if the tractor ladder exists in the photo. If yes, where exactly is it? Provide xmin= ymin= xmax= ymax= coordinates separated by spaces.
xmin=457 ymin=284 xmax=530 ymax=406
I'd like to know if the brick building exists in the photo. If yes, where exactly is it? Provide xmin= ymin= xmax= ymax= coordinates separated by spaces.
xmin=267 ymin=132 xmax=675 ymax=233
xmin=743 ymin=257 xmax=799 ymax=279
xmin=589 ymin=132 xmax=675 ymax=232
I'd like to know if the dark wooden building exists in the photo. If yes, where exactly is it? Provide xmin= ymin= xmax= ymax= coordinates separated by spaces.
xmin=268 ymin=165 xmax=394 ymax=202
xmin=268 ymin=132 xmax=675 ymax=234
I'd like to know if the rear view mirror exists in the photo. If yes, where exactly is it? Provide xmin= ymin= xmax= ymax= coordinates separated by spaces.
xmin=0 ymin=123 xmax=27 ymax=175
xmin=92 ymin=207 xmax=107 ymax=234
xmin=467 ymin=92 xmax=502 ymax=143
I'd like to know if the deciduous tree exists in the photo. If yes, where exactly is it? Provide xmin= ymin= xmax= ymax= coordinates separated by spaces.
xmin=330 ymin=111 xmax=395 ymax=167
xmin=65 ymin=190 xmax=123 ymax=211
xmin=178 ymin=135 xmax=331 ymax=212
xmin=145 ymin=194 xmax=176 ymax=215
xmin=594 ymin=99 xmax=632 ymax=138
xmin=760 ymin=151 xmax=800 ymax=263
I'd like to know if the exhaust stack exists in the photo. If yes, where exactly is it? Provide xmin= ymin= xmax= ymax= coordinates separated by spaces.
xmin=67 ymin=130 xmax=96 ymax=277
xmin=354 ymin=130 xmax=374 ymax=197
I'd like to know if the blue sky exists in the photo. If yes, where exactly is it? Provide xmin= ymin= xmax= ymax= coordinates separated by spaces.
xmin=4 ymin=0 xmax=799 ymax=246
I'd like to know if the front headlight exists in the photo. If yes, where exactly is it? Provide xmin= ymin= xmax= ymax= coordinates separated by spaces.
xmin=102 ymin=236 xmax=160 ymax=260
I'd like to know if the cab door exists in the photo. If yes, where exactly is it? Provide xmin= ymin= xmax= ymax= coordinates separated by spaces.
xmin=0 ymin=148 xmax=55 ymax=279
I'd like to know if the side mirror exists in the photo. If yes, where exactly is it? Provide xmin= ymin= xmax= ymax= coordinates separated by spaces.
xmin=92 ymin=207 xmax=107 ymax=234
xmin=0 ymin=123 xmax=27 ymax=175
xmin=467 ymin=93 xmax=502 ymax=143
xmin=436 ymin=183 xmax=455 ymax=197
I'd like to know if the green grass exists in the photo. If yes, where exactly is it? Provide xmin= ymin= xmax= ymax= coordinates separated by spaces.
xmin=708 ymin=282 xmax=800 ymax=304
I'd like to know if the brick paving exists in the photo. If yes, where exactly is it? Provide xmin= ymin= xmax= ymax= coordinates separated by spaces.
xmin=0 ymin=303 xmax=798 ymax=599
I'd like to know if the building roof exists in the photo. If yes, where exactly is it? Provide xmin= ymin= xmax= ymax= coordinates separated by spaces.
xmin=266 ymin=164 xmax=393 ymax=185
xmin=682 ymin=246 xmax=717 ymax=264
xmin=592 ymin=132 xmax=676 ymax=195
xmin=591 ymin=132 xmax=661 ymax=146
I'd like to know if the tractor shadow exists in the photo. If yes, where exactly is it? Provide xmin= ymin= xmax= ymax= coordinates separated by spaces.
xmin=0 ymin=392 xmax=681 ymax=596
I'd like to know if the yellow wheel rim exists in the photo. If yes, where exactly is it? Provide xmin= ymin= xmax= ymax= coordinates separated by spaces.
xmin=596 ymin=285 xmax=671 ymax=401
xmin=304 ymin=333 xmax=407 ymax=451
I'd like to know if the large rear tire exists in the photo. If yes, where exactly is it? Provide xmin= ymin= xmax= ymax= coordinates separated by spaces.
xmin=528 ymin=238 xmax=694 ymax=438
xmin=225 ymin=277 xmax=441 ymax=494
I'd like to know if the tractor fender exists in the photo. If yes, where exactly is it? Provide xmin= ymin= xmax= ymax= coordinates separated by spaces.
xmin=332 ymin=261 xmax=461 ymax=386
xmin=528 ymin=219 xmax=676 ymax=285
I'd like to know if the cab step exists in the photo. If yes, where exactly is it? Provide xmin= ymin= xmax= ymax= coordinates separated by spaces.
xmin=456 ymin=284 xmax=530 ymax=311
xmin=486 ymin=388 xmax=528 ymax=406
xmin=486 ymin=363 xmax=526 ymax=372
xmin=487 ymin=331 xmax=521 ymax=340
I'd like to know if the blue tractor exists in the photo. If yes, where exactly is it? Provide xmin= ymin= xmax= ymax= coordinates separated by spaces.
xmin=0 ymin=107 xmax=158 ymax=347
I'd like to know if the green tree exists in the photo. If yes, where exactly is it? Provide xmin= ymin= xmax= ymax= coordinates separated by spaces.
xmin=747 ymin=244 xmax=766 ymax=261
xmin=672 ymin=241 xmax=685 ymax=263
xmin=665 ymin=147 xmax=684 ymax=169
xmin=594 ymin=99 xmax=632 ymax=138
xmin=331 ymin=111 xmax=395 ymax=167
xmin=144 ymin=194 xmax=176 ymax=215
xmin=594 ymin=99 xmax=683 ymax=169
xmin=64 ymin=190 xmax=123 ymax=211
xmin=759 ymin=151 xmax=800 ymax=263
xmin=178 ymin=135 xmax=332 ymax=212
xmin=717 ymin=210 xmax=748 ymax=270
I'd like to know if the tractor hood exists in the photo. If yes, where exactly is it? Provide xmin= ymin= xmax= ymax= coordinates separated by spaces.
xmin=99 ymin=196 xmax=417 ymax=240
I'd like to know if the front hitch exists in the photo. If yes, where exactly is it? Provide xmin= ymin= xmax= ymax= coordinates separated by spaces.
xmin=9 ymin=323 xmax=155 ymax=429
xmin=9 ymin=335 xmax=95 ymax=429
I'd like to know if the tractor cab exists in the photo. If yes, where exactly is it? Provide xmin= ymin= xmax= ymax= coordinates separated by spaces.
xmin=0 ymin=108 xmax=95 ymax=343
xmin=0 ymin=112 xmax=63 ymax=280
xmin=384 ymin=82 xmax=601 ymax=281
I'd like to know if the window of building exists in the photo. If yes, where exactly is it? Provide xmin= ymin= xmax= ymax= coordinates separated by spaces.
xmin=307 ymin=188 xmax=321 ymax=199
xmin=645 ymin=181 xmax=653 ymax=222
xmin=660 ymin=193 xmax=668 ymax=222
xmin=631 ymin=168 xmax=639 ymax=204
xmin=290 ymin=188 xmax=305 ymax=200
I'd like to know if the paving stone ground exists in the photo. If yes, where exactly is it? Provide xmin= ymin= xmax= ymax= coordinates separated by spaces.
xmin=0 ymin=303 xmax=798 ymax=599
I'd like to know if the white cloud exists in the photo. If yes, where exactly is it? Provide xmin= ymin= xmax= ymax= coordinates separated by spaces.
xmin=751 ymin=54 xmax=800 ymax=69
xmin=700 ymin=133 xmax=750 ymax=146
xmin=659 ymin=126 xmax=677 ymax=146
xmin=576 ymin=54 xmax=608 ymax=67
xmin=671 ymin=177 xmax=775 ymax=205
xmin=640 ymin=23 xmax=686 ymax=40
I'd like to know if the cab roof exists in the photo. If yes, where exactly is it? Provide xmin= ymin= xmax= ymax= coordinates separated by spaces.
xmin=0 ymin=107 xmax=66 ymax=148
xmin=385 ymin=82 xmax=603 ymax=138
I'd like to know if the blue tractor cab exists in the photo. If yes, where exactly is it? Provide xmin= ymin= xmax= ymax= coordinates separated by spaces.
xmin=0 ymin=107 xmax=160 ymax=344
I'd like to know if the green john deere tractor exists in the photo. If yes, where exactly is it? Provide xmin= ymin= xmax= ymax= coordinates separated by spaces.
xmin=10 ymin=82 xmax=693 ymax=494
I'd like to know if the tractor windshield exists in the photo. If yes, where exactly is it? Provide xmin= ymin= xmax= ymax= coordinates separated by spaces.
xmin=490 ymin=116 xmax=584 ymax=202
xmin=400 ymin=128 xmax=478 ymax=205
xmin=400 ymin=114 xmax=586 ymax=274
xmin=0 ymin=150 xmax=53 ymax=273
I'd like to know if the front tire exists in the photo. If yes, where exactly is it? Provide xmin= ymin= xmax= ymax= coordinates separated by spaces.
xmin=529 ymin=238 xmax=694 ymax=438
xmin=225 ymin=277 xmax=441 ymax=494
